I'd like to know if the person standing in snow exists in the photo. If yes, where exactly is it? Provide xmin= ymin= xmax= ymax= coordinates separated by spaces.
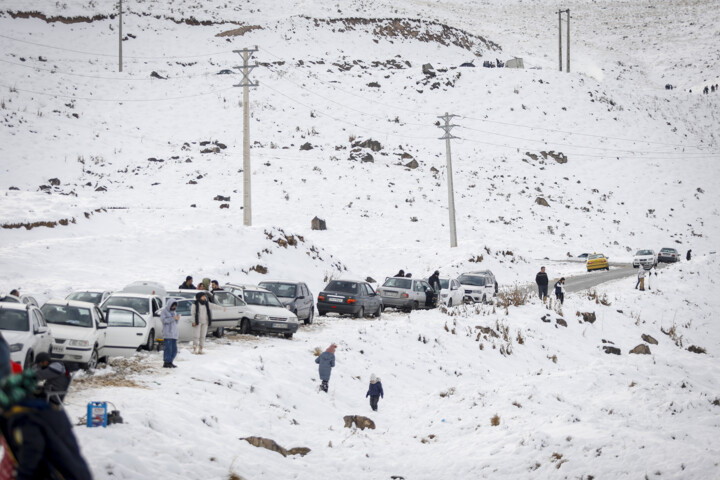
xmin=535 ymin=267 xmax=549 ymax=300
xmin=686 ymin=249 xmax=692 ymax=261
xmin=554 ymin=277 xmax=566 ymax=305
xmin=161 ymin=299 xmax=180 ymax=368
xmin=428 ymin=270 xmax=441 ymax=307
xmin=179 ymin=276 xmax=196 ymax=290
xmin=428 ymin=271 xmax=441 ymax=292
xmin=636 ymin=267 xmax=647 ymax=291
xmin=315 ymin=344 xmax=336 ymax=393
xmin=192 ymin=292 xmax=212 ymax=354
xmin=366 ymin=374 xmax=384 ymax=411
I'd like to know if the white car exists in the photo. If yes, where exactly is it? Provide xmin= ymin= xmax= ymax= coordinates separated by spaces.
xmin=223 ymin=284 xmax=299 ymax=339
xmin=0 ymin=294 xmax=40 ymax=307
xmin=633 ymin=249 xmax=657 ymax=268
xmin=458 ymin=271 xmax=498 ymax=304
xmin=0 ymin=302 xmax=53 ymax=368
xmin=439 ymin=278 xmax=464 ymax=307
xmin=100 ymin=293 xmax=164 ymax=350
xmin=41 ymin=299 xmax=151 ymax=369
xmin=66 ymin=290 xmax=113 ymax=306
xmin=166 ymin=289 xmax=247 ymax=337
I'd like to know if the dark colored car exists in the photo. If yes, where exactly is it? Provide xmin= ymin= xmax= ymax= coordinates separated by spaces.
xmin=317 ymin=280 xmax=382 ymax=318
xmin=658 ymin=247 xmax=680 ymax=263
xmin=259 ymin=281 xmax=314 ymax=324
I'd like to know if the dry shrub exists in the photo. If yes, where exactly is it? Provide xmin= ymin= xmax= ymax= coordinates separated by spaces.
xmin=496 ymin=286 xmax=529 ymax=308
xmin=490 ymin=414 xmax=500 ymax=426
xmin=313 ymin=347 xmax=322 ymax=357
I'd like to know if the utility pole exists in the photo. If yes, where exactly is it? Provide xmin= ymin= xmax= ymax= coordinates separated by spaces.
xmin=118 ymin=0 xmax=123 ymax=72
xmin=233 ymin=47 xmax=258 ymax=226
xmin=566 ymin=9 xmax=570 ymax=73
xmin=437 ymin=113 xmax=459 ymax=248
xmin=558 ymin=9 xmax=562 ymax=72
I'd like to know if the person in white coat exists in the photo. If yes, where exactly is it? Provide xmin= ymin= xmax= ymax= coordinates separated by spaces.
xmin=191 ymin=292 xmax=212 ymax=354
xmin=636 ymin=267 xmax=647 ymax=291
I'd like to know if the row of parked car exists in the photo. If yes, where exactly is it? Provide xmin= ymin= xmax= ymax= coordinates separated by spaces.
xmin=632 ymin=247 xmax=682 ymax=268
xmin=0 ymin=271 xmax=500 ymax=371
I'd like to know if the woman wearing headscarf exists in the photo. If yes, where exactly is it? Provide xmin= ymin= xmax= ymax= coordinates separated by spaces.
xmin=315 ymin=344 xmax=336 ymax=393
xmin=191 ymin=292 xmax=212 ymax=354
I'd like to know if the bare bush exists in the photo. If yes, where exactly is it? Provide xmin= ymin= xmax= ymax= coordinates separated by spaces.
xmin=496 ymin=286 xmax=529 ymax=308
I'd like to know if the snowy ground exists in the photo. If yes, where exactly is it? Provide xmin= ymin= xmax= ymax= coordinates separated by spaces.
xmin=1 ymin=0 xmax=719 ymax=478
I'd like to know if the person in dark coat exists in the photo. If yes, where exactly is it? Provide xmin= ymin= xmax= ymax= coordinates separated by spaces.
xmin=0 ymin=332 xmax=11 ymax=381
xmin=9 ymin=289 xmax=19 ymax=297
xmin=315 ymin=344 xmax=336 ymax=393
xmin=179 ymin=275 xmax=196 ymax=290
xmin=366 ymin=374 xmax=384 ymax=411
xmin=34 ymin=353 xmax=70 ymax=404
xmin=535 ymin=267 xmax=549 ymax=300
xmin=686 ymin=249 xmax=692 ymax=261
xmin=0 ymin=371 xmax=92 ymax=480
xmin=428 ymin=271 xmax=441 ymax=292
xmin=211 ymin=280 xmax=221 ymax=292
xmin=394 ymin=270 xmax=405 ymax=278
xmin=554 ymin=278 xmax=566 ymax=305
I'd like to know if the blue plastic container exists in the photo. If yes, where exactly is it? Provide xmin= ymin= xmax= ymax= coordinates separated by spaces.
xmin=87 ymin=402 xmax=108 ymax=428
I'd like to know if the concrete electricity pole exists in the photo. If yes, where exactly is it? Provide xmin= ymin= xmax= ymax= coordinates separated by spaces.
xmin=118 ymin=0 xmax=123 ymax=72
xmin=557 ymin=9 xmax=570 ymax=73
xmin=566 ymin=9 xmax=570 ymax=73
xmin=233 ymin=47 xmax=258 ymax=226
xmin=437 ymin=113 xmax=459 ymax=248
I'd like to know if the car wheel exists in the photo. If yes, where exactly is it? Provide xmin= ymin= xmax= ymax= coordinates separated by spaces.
xmin=375 ymin=305 xmax=382 ymax=318
xmin=305 ymin=309 xmax=314 ymax=325
xmin=355 ymin=307 xmax=365 ymax=319
xmin=283 ymin=332 xmax=293 ymax=339
xmin=23 ymin=350 xmax=33 ymax=370
xmin=145 ymin=330 xmax=155 ymax=351
xmin=84 ymin=348 xmax=99 ymax=371
xmin=412 ymin=301 xmax=419 ymax=310
xmin=318 ymin=310 xmax=326 ymax=317
xmin=214 ymin=327 xmax=225 ymax=338
xmin=381 ymin=305 xmax=386 ymax=312
xmin=240 ymin=319 xmax=251 ymax=334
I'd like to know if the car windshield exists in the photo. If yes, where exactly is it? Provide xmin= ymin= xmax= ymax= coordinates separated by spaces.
xmin=166 ymin=290 xmax=198 ymax=299
xmin=636 ymin=250 xmax=653 ymax=256
xmin=0 ymin=310 xmax=28 ymax=331
xmin=589 ymin=254 xmax=605 ymax=260
xmin=458 ymin=274 xmax=487 ymax=286
xmin=243 ymin=290 xmax=284 ymax=308
xmin=382 ymin=278 xmax=412 ymax=289
xmin=660 ymin=248 xmax=675 ymax=253
xmin=0 ymin=295 xmax=21 ymax=304
xmin=325 ymin=281 xmax=360 ymax=294
xmin=67 ymin=292 xmax=103 ymax=304
xmin=41 ymin=304 xmax=92 ymax=328
xmin=259 ymin=283 xmax=297 ymax=298
xmin=102 ymin=297 xmax=149 ymax=315
xmin=439 ymin=279 xmax=450 ymax=289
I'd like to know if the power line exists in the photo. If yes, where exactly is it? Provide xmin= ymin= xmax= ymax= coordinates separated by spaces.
xmin=0 ymin=82 xmax=234 ymax=102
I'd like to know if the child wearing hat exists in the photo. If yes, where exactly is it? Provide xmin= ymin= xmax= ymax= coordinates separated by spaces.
xmin=366 ymin=374 xmax=384 ymax=411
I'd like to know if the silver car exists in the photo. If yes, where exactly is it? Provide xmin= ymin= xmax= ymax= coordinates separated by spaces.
xmin=377 ymin=277 xmax=434 ymax=312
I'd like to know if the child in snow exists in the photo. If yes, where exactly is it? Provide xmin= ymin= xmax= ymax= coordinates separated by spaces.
xmin=315 ymin=344 xmax=336 ymax=392
xmin=366 ymin=374 xmax=384 ymax=411
xmin=554 ymin=277 xmax=566 ymax=305
xmin=636 ymin=267 xmax=646 ymax=291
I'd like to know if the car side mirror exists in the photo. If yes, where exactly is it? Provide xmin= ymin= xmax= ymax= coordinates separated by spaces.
xmin=297 ymin=296 xmax=305 ymax=300
xmin=153 ymin=310 xmax=161 ymax=317
xmin=98 ymin=323 xmax=107 ymax=329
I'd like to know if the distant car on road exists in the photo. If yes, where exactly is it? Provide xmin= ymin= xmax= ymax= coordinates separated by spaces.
xmin=259 ymin=281 xmax=315 ymax=324
xmin=458 ymin=271 xmax=498 ymax=303
xmin=317 ymin=280 xmax=382 ymax=318
xmin=658 ymin=247 xmax=680 ymax=263
xmin=587 ymin=253 xmax=610 ymax=272
xmin=633 ymin=249 xmax=657 ymax=268
xmin=0 ymin=302 xmax=53 ymax=369
xmin=577 ymin=253 xmax=590 ymax=259
xmin=376 ymin=277 xmax=434 ymax=312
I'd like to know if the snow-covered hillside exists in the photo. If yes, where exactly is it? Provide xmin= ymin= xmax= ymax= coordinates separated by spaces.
xmin=1 ymin=0 xmax=719 ymax=478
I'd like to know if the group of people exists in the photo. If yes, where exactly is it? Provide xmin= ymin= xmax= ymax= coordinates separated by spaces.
xmin=702 ymin=84 xmax=718 ymax=94
xmin=161 ymin=277 xmax=218 ymax=368
xmin=315 ymin=343 xmax=384 ymax=411
xmin=535 ymin=266 xmax=566 ymax=305
xmin=0 ymin=334 xmax=92 ymax=479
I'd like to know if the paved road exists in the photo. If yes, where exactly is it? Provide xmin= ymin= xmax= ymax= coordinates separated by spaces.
xmin=563 ymin=263 xmax=665 ymax=293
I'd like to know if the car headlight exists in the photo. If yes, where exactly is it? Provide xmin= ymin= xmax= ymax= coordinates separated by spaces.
xmin=69 ymin=339 xmax=90 ymax=347
xmin=254 ymin=314 xmax=269 ymax=321
xmin=9 ymin=343 xmax=23 ymax=353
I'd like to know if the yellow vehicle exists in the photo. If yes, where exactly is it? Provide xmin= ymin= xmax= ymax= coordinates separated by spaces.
xmin=586 ymin=253 xmax=609 ymax=272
